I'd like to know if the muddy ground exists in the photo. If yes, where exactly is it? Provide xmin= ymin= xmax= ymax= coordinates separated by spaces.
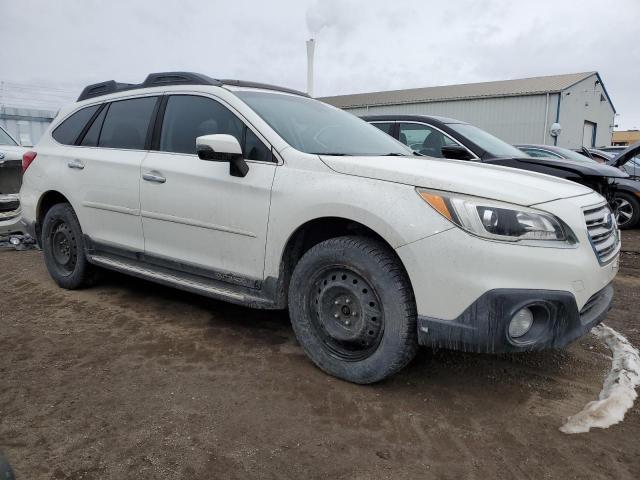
xmin=1 ymin=231 xmax=639 ymax=479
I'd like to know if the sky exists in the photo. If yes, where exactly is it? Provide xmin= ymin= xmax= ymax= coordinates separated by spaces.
xmin=1 ymin=0 xmax=639 ymax=129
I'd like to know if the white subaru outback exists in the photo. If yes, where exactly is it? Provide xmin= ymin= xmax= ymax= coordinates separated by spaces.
xmin=19 ymin=72 xmax=620 ymax=383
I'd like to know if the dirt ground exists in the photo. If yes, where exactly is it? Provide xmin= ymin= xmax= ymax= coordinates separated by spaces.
xmin=1 ymin=231 xmax=639 ymax=480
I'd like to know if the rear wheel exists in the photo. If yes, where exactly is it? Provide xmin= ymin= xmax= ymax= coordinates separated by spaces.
xmin=288 ymin=236 xmax=418 ymax=384
xmin=613 ymin=192 xmax=640 ymax=230
xmin=42 ymin=203 xmax=99 ymax=289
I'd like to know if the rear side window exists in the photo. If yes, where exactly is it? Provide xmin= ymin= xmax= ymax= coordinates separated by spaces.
xmin=98 ymin=97 xmax=157 ymax=150
xmin=52 ymin=105 xmax=100 ymax=145
xmin=159 ymin=95 xmax=271 ymax=160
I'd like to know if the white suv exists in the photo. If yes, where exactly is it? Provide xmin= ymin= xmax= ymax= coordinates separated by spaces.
xmin=20 ymin=72 xmax=620 ymax=383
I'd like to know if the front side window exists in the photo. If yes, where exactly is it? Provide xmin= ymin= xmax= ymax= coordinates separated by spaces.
xmin=0 ymin=126 xmax=18 ymax=146
xmin=159 ymin=95 xmax=271 ymax=161
xmin=98 ymin=97 xmax=157 ymax=150
xmin=235 ymin=91 xmax=410 ymax=156
xmin=398 ymin=123 xmax=457 ymax=158
xmin=52 ymin=105 xmax=100 ymax=145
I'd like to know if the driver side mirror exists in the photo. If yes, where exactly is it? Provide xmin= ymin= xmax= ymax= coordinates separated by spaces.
xmin=441 ymin=145 xmax=473 ymax=160
xmin=196 ymin=134 xmax=249 ymax=177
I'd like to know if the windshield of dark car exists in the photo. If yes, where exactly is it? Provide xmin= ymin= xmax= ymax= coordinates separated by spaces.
xmin=447 ymin=123 xmax=526 ymax=158
xmin=0 ymin=127 xmax=18 ymax=146
xmin=234 ymin=91 xmax=411 ymax=156
xmin=553 ymin=147 xmax=600 ymax=163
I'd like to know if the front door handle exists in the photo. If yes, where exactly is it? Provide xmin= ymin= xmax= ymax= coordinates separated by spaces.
xmin=142 ymin=171 xmax=166 ymax=184
xmin=67 ymin=159 xmax=84 ymax=170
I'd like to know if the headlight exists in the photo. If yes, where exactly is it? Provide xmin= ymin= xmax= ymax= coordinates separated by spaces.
xmin=417 ymin=188 xmax=577 ymax=245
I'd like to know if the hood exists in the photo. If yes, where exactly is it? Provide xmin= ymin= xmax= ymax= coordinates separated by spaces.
xmin=608 ymin=141 xmax=640 ymax=168
xmin=320 ymin=155 xmax=593 ymax=206
xmin=502 ymin=155 xmax=627 ymax=178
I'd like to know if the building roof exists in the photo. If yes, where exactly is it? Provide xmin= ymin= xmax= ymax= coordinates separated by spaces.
xmin=320 ymin=72 xmax=598 ymax=108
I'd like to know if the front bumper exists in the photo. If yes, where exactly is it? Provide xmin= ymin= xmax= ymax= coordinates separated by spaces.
xmin=395 ymin=191 xmax=619 ymax=353
xmin=417 ymin=284 xmax=613 ymax=353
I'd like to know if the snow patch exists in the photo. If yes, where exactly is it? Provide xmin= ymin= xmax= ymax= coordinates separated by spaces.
xmin=560 ymin=324 xmax=640 ymax=434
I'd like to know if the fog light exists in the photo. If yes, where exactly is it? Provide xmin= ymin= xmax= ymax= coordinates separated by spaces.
xmin=509 ymin=307 xmax=534 ymax=338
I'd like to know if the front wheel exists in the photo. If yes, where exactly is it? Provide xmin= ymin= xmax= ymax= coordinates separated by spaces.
xmin=614 ymin=192 xmax=640 ymax=230
xmin=41 ymin=203 xmax=100 ymax=289
xmin=288 ymin=236 xmax=418 ymax=384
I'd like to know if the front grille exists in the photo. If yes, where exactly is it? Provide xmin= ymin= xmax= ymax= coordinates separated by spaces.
xmin=583 ymin=203 xmax=620 ymax=264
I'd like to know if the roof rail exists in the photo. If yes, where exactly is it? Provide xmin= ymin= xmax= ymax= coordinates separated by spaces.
xmin=77 ymin=72 xmax=308 ymax=102
xmin=77 ymin=72 xmax=223 ymax=101
xmin=219 ymin=79 xmax=309 ymax=97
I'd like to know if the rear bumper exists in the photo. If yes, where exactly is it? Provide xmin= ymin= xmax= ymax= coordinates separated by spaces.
xmin=417 ymin=284 xmax=613 ymax=353
xmin=0 ymin=194 xmax=23 ymax=235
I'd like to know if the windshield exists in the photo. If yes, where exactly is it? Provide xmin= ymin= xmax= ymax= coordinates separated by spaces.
xmin=235 ymin=91 xmax=411 ymax=156
xmin=0 ymin=127 xmax=18 ymax=146
xmin=553 ymin=147 xmax=600 ymax=163
xmin=447 ymin=123 xmax=526 ymax=158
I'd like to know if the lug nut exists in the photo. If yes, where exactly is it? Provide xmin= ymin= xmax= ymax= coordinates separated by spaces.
xmin=334 ymin=313 xmax=340 ymax=319
xmin=345 ymin=320 xmax=351 ymax=326
xmin=345 ymin=298 xmax=351 ymax=304
xmin=334 ymin=300 xmax=339 ymax=305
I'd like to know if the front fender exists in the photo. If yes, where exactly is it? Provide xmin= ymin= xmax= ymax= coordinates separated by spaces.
xmin=263 ymin=166 xmax=453 ymax=279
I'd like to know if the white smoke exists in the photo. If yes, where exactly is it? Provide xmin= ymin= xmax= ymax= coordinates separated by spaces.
xmin=306 ymin=0 xmax=359 ymax=35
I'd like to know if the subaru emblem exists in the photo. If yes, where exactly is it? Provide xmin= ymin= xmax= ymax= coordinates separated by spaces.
xmin=0 ymin=152 xmax=5 ymax=160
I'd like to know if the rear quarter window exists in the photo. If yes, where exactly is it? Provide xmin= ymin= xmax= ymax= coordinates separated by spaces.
xmin=52 ymin=105 xmax=100 ymax=145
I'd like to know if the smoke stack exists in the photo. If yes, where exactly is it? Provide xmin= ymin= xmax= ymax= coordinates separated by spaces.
xmin=306 ymin=38 xmax=315 ymax=97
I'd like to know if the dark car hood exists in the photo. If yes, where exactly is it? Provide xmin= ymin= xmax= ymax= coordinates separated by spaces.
xmin=608 ymin=141 xmax=640 ymax=167
xmin=496 ymin=155 xmax=628 ymax=178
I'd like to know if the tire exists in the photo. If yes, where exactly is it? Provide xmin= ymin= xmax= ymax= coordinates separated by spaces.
xmin=41 ymin=203 xmax=100 ymax=289
xmin=613 ymin=192 xmax=640 ymax=230
xmin=288 ymin=236 xmax=418 ymax=384
xmin=0 ymin=451 xmax=15 ymax=480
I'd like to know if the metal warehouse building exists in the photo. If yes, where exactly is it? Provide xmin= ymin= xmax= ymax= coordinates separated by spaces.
xmin=320 ymin=72 xmax=616 ymax=149
xmin=0 ymin=106 xmax=56 ymax=147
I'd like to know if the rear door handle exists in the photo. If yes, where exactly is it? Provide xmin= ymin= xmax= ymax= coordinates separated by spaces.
xmin=142 ymin=171 xmax=166 ymax=184
xmin=67 ymin=159 xmax=84 ymax=170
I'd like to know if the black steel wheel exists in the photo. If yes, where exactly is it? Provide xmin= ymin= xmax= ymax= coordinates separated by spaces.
xmin=49 ymin=220 xmax=78 ymax=276
xmin=42 ymin=203 xmax=100 ymax=289
xmin=309 ymin=266 xmax=384 ymax=362
xmin=288 ymin=236 xmax=418 ymax=384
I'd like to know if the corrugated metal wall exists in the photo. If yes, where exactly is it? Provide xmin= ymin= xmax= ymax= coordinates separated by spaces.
xmin=556 ymin=76 xmax=615 ymax=148
xmin=0 ymin=106 xmax=56 ymax=147
xmin=341 ymin=73 xmax=616 ymax=149
xmin=344 ymin=95 xmax=550 ymax=145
